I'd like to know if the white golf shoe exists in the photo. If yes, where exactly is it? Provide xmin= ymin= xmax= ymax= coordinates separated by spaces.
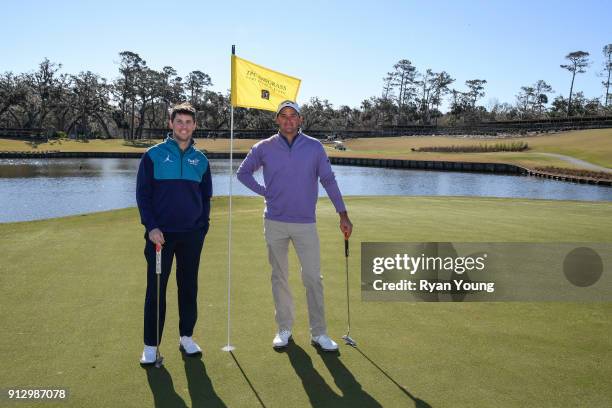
xmin=272 ymin=330 xmax=292 ymax=349
xmin=311 ymin=334 xmax=339 ymax=351
xmin=140 ymin=345 xmax=157 ymax=365
xmin=179 ymin=336 xmax=202 ymax=355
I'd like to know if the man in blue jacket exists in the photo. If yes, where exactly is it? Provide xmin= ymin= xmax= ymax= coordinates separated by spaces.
xmin=136 ymin=102 xmax=212 ymax=365
xmin=237 ymin=100 xmax=353 ymax=352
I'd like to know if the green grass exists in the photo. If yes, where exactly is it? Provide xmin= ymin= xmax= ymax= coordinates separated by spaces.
xmin=1 ymin=196 xmax=612 ymax=407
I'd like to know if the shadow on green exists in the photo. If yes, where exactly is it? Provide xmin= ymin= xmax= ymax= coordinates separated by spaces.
xmin=284 ymin=342 xmax=385 ymax=407
xmin=229 ymin=351 xmax=267 ymax=407
xmin=145 ymin=365 xmax=187 ymax=408
xmin=352 ymin=346 xmax=432 ymax=408
xmin=144 ymin=353 xmax=227 ymax=408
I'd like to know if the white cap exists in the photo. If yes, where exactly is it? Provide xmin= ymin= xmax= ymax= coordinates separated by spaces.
xmin=276 ymin=100 xmax=300 ymax=116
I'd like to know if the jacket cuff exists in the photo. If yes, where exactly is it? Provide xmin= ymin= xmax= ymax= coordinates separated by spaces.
xmin=145 ymin=223 xmax=159 ymax=233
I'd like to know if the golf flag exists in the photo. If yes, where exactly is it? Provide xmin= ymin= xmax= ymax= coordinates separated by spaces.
xmin=231 ymin=55 xmax=301 ymax=112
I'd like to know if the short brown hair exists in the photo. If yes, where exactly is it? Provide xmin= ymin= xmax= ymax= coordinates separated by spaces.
xmin=170 ymin=102 xmax=196 ymax=122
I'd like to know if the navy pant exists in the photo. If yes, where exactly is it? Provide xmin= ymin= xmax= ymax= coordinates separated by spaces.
xmin=143 ymin=228 xmax=206 ymax=346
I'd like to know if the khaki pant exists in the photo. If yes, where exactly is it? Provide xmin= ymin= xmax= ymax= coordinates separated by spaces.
xmin=264 ymin=218 xmax=326 ymax=336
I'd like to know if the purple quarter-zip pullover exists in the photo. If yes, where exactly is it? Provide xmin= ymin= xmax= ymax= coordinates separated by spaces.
xmin=237 ymin=132 xmax=346 ymax=223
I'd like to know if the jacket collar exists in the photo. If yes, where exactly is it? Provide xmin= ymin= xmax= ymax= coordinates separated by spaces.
xmin=277 ymin=131 xmax=301 ymax=149
xmin=165 ymin=132 xmax=195 ymax=153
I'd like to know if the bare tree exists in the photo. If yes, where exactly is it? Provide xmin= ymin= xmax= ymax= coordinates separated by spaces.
xmin=602 ymin=44 xmax=612 ymax=107
xmin=560 ymin=51 xmax=590 ymax=116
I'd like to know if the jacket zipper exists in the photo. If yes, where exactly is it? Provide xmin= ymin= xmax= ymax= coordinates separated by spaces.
xmin=180 ymin=149 xmax=185 ymax=178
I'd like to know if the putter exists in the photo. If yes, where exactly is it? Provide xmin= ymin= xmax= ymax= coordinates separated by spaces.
xmin=341 ymin=233 xmax=357 ymax=347
xmin=154 ymin=244 xmax=164 ymax=367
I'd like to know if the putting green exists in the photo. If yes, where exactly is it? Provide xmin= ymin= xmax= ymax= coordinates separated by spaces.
xmin=1 ymin=196 xmax=611 ymax=407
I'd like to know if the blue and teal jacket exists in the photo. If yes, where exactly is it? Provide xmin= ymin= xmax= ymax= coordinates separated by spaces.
xmin=136 ymin=135 xmax=212 ymax=233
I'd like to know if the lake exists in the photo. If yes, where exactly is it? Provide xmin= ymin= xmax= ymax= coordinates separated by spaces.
xmin=0 ymin=158 xmax=610 ymax=222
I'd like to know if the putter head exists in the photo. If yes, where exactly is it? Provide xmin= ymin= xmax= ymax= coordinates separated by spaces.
xmin=154 ymin=356 xmax=164 ymax=368
xmin=342 ymin=335 xmax=357 ymax=347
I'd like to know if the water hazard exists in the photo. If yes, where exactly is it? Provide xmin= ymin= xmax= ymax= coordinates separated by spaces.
xmin=1 ymin=158 xmax=610 ymax=222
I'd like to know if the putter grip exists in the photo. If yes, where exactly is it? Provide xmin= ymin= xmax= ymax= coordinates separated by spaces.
xmin=155 ymin=244 xmax=162 ymax=275
xmin=345 ymin=238 xmax=349 ymax=257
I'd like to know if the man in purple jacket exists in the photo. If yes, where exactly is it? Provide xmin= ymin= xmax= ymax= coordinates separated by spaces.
xmin=237 ymin=100 xmax=353 ymax=351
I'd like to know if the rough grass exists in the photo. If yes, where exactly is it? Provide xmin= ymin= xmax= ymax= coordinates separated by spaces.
xmin=1 ymin=196 xmax=611 ymax=407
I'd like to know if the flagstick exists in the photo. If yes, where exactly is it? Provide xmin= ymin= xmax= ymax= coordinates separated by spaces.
xmin=222 ymin=45 xmax=236 ymax=352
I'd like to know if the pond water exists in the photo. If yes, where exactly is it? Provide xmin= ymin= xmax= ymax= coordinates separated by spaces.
xmin=0 ymin=158 xmax=610 ymax=222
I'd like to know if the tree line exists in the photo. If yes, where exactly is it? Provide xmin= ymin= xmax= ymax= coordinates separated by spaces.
xmin=373 ymin=46 xmax=611 ymax=125
xmin=0 ymin=46 xmax=610 ymax=139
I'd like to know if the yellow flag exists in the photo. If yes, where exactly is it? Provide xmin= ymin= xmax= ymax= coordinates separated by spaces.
xmin=231 ymin=55 xmax=301 ymax=112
